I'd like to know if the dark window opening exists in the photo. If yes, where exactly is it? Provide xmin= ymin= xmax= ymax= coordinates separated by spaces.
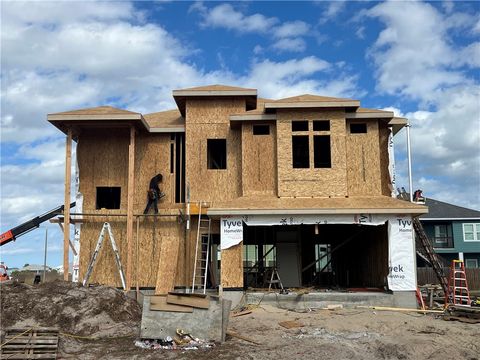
xmin=350 ymin=123 xmax=367 ymax=133
xmin=292 ymin=121 xmax=308 ymax=132
xmin=253 ymin=125 xmax=270 ymax=135
xmin=313 ymin=120 xmax=330 ymax=131
xmin=96 ymin=187 xmax=121 ymax=209
xmin=207 ymin=139 xmax=227 ymax=169
xmin=170 ymin=143 xmax=174 ymax=174
xmin=292 ymin=136 xmax=309 ymax=168
xmin=175 ymin=133 xmax=186 ymax=203
xmin=314 ymin=135 xmax=331 ymax=168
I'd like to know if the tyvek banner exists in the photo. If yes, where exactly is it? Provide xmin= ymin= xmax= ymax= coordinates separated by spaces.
xmin=72 ymin=152 xmax=82 ymax=283
xmin=242 ymin=214 xmax=388 ymax=226
xmin=387 ymin=216 xmax=416 ymax=291
xmin=387 ymin=127 xmax=396 ymax=198
xmin=220 ymin=216 xmax=244 ymax=250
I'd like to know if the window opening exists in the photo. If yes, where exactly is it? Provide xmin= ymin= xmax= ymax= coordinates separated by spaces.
xmin=253 ymin=124 xmax=270 ymax=135
xmin=207 ymin=139 xmax=227 ymax=169
xmin=350 ymin=123 xmax=367 ymax=133
xmin=314 ymin=135 xmax=331 ymax=168
xmin=313 ymin=120 xmax=330 ymax=131
xmin=292 ymin=136 xmax=309 ymax=168
xmin=96 ymin=187 xmax=121 ymax=209
xmin=292 ymin=121 xmax=308 ymax=132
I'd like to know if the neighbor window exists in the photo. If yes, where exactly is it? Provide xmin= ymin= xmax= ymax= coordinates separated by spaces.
xmin=96 ymin=187 xmax=121 ymax=209
xmin=434 ymin=224 xmax=451 ymax=244
xmin=350 ymin=123 xmax=367 ymax=133
xmin=313 ymin=120 xmax=330 ymax=131
xmin=253 ymin=125 xmax=270 ymax=135
xmin=207 ymin=139 xmax=227 ymax=169
xmin=465 ymin=259 xmax=478 ymax=268
xmin=292 ymin=136 xmax=309 ymax=168
xmin=463 ymin=223 xmax=480 ymax=241
xmin=292 ymin=121 xmax=309 ymax=131
xmin=314 ymin=135 xmax=331 ymax=168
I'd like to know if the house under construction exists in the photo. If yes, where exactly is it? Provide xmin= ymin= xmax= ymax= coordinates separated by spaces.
xmin=47 ymin=85 xmax=427 ymax=306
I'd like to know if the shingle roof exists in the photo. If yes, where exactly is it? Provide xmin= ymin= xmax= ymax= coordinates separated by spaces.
xmin=49 ymin=106 xmax=140 ymax=116
xmin=174 ymin=84 xmax=256 ymax=92
xmin=143 ymin=109 xmax=184 ymax=129
xmin=420 ymin=198 xmax=480 ymax=219
xmin=270 ymin=94 xmax=357 ymax=103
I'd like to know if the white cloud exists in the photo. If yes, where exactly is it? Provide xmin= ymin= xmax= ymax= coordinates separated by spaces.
xmin=272 ymin=38 xmax=307 ymax=53
xmin=191 ymin=3 xmax=313 ymax=53
xmin=319 ymin=1 xmax=346 ymax=24
xmin=367 ymin=1 xmax=480 ymax=209
xmin=194 ymin=3 xmax=278 ymax=34
xmin=273 ymin=21 xmax=310 ymax=38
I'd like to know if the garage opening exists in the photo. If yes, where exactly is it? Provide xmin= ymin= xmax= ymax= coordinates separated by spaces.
xmin=243 ymin=223 xmax=388 ymax=290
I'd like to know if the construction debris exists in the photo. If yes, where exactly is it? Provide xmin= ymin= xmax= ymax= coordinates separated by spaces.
xmin=443 ymin=305 xmax=480 ymax=324
xmin=0 ymin=328 xmax=59 ymax=360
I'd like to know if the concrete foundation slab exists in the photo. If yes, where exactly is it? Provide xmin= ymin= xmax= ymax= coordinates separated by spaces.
xmin=140 ymin=296 xmax=231 ymax=342
xmin=246 ymin=291 xmax=395 ymax=310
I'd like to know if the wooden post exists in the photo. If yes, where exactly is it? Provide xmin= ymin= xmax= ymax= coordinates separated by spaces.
xmin=63 ymin=128 xmax=72 ymax=281
xmin=126 ymin=126 xmax=136 ymax=290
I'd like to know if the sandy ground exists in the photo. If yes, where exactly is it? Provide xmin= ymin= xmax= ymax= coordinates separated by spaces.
xmin=1 ymin=281 xmax=479 ymax=359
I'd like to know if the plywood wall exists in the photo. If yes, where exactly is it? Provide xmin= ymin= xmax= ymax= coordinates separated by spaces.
xmin=185 ymin=98 xmax=245 ymax=204
xmin=276 ymin=109 xmax=348 ymax=197
xmin=221 ymin=243 xmax=244 ymax=288
xmin=241 ymin=122 xmax=277 ymax=196
xmin=345 ymin=120 xmax=382 ymax=196
xmin=378 ymin=122 xmax=393 ymax=196
xmin=77 ymin=129 xmax=186 ymax=288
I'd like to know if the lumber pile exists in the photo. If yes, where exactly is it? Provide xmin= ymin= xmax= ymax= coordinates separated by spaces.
xmin=444 ymin=306 xmax=480 ymax=324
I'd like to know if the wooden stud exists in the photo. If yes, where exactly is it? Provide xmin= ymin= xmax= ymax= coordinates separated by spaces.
xmin=126 ymin=126 xmax=136 ymax=290
xmin=63 ymin=128 xmax=72 ymax=281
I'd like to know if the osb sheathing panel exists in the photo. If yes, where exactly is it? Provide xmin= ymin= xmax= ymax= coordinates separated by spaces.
xmin=221 ymin=243 xmax=244 ymax=288
xmin=185 ymin=98 xmax=245 ymax=203
xmin=241 ymin=122 xmax=277 ymax=196
xmin=276 ymin=109 xmax=347 ymax=197
xmin=378 ymin=123 xmax=393 ymax=196
xmin=346 ymin=120 xmax=382 ymax=196
xmin=77 ymin=129 xmax=186 ymax=287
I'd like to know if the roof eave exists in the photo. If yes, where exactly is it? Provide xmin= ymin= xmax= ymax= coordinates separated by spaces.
xmin=264 ymin=100 xmax=360 ymax=109
xmin=207 ymin=207 xmax=428 ymax=216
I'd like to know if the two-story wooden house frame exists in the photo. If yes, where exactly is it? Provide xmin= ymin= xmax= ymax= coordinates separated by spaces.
xmin=48 ymin=85 xmax=426 ymax=306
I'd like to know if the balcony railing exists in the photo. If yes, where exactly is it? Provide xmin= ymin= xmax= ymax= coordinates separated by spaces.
xmin=432 ymin=236 xmax=454 ymax=249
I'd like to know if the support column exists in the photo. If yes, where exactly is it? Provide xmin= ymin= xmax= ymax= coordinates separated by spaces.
xmin=63 ymin=128 xmax=72 ymax=281
xmin=126 ymin=126 xmax=136 ymax=290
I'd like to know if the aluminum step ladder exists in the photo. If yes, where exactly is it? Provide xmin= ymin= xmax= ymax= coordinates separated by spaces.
xmin=191 ymin=202 xmax=211 ymax=294
xmin=83 ymin=222 xmax=126 ymax=290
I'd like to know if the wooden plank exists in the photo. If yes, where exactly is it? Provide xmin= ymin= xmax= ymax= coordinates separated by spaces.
xmin=231 ymin=310 xmax=252 ymax=317
xmin=154 ymin=235 xmax=180 ymax=294
xmin=126 ymin=126 xmax=136 ymax=290
xmin=226 ymin=330 xmax=260 ymax=345
xmin=64 ymin=128 xmax=72 ymax=281
xmin=166 ymin=293 xmax=210 ymax=309
xmin=278 ymin=320 xmax=304 ymax=329
xmin=0 ymin=355 xmax=57 ymax=359
xmin=3 ymin=339 xmax=58 ymax=344
xmin=149 ymin=296 xmax=193 ymax=313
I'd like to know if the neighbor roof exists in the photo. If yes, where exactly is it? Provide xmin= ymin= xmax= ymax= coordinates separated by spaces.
xmin=420 ymin=198 xmax=480 ymax=220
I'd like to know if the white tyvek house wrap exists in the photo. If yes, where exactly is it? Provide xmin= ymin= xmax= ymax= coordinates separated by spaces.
xmin=387 ymin=216 xmax=416 ymax=291
xmin=388 ymin=128 xmax=396 ymax=198
xmin=72 ymin=153 xmax=82 ymax=283
xmin=220 ymin=214 xmax=416 ymax=291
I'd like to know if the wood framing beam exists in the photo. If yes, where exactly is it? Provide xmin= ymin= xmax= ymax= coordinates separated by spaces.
xmin=63 ymin=128 xmax=72 ymax=281
xmin=126 ymin=126 xmax=136 ymax=290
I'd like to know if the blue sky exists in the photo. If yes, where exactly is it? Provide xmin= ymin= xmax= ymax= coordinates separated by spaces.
xmin=1 ymin=1 xmax=479 ymax=269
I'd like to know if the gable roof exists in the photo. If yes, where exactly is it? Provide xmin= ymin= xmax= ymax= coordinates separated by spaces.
xmin=420 ymin=198 xmax=480 ymax=220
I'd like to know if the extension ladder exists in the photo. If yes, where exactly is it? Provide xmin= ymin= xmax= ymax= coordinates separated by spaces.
xmin=398 ymin=188 xmax=449 ymax=294
xmin=191 ymin=202 xmax=211 ymax=294
xmin=83 ymin=222 xmax=126 ymax=290
xmin=445 ymin=260 xmax=471 ymax=306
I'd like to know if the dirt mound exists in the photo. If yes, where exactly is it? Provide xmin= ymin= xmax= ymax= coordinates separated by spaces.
xmin=0 ymin=280 xmax=141 ymax=337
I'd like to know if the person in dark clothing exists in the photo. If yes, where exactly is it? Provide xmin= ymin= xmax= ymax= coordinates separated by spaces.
xmin=143 ymin=174 xmax=165 ymax=214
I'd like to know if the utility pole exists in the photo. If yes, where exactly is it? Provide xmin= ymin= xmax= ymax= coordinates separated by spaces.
xmin=43 ymin=227 xmax=48 ymax=282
